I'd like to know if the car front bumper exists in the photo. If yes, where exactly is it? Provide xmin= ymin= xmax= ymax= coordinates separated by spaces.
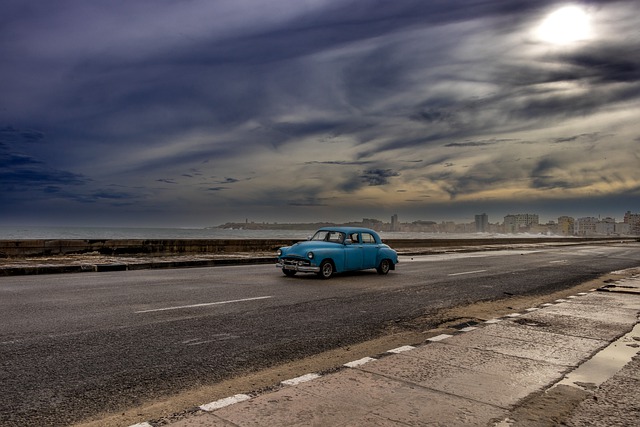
xmin=276 ymin=261 xmax=320 ymax=273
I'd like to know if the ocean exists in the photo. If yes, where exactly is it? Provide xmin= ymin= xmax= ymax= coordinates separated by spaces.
xmin=0 ymin=225 xmax=556 ymax=240
xmin=0 ymin=226 xmax=313 ymax=240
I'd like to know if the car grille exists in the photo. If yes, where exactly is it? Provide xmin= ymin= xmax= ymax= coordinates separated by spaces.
xmin=281 ymin=257 xmax=311 ymax=267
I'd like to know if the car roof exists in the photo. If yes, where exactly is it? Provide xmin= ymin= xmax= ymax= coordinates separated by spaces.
xmin=316 ymin=226 xmax=379 ymax=235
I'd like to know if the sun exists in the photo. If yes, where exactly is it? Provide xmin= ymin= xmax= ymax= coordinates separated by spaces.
xmin=536 ymin=5 xmax=591 ymax=44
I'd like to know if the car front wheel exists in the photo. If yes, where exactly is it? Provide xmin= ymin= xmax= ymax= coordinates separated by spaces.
xmin=377 ymin=259 xmax=391 ymax=275
xmin=317 ymin=260 xmax=334 ymax=279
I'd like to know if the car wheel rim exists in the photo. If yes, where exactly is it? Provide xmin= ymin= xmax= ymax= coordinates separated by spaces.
xmin=322 ymin=263 xmax=332 ymax=277
xmin=380 ymin=260 xmax=390 ymax=273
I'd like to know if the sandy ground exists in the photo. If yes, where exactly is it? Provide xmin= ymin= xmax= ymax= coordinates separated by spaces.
xmin=69 ymin=268 xmax=640 ymax=427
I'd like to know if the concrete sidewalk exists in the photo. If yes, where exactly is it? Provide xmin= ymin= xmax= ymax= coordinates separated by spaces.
xmin=130 ymin=273 xmax=640 ymax=427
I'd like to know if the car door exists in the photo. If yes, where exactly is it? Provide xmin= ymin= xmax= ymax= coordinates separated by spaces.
xmin=344 ymin=232 xmax=364 ymax=270
xmin=361 ymin=232 xmax=379 ymax=269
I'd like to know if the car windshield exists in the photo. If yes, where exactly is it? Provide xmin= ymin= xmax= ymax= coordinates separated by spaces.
xmin=310 ymin=230 xmax=345 ymax=243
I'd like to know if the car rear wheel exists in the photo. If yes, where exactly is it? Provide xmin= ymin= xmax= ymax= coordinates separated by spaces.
xmin=283 ymin=268 xmax=297 ymax=277
xmin=377 ymin=259 xmax=391 ymax=275
xmin=317 ymin=260 xmax=334 ymax=279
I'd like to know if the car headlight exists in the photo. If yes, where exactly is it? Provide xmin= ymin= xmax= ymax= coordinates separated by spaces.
xmin=307 ymin=251 xmax=314 ymax=259
xmin=276 ymin=249 xmax=282 ymax=256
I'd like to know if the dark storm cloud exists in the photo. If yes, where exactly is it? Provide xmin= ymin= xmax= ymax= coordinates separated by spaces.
xmin=445 ymin=139 xmax=514 ymax=147
xmin=288 ymin=199 xmax=329 ymax=207
xmin=0 ymin=150 xmax=86 ymax=187
xmin=551 ymin=133 xmax=604 ymax=144
xmin=561 ymin=46 xmax=640 ymax=83
xmin=0 ymin=126 xmax=45 ymax=144
xmin=218 ymin=177 xmax=239 ymax=184
xmin=305 ymin=160 xmax=373 ymax=166
xmin=361 ymin=169 xmax=400 ymax=186
xmin=530 ymin=158 xmax=573 ymax=190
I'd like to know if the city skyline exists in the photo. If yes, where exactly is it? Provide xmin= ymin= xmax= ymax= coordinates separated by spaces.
xmin=221 ymin=208 xmax=638 ymax=228
xmin=2 ymin=1 xmax=640 ymax=228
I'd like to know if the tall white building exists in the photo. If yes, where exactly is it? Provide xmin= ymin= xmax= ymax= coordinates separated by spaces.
xmin=475 ymin=213 xmax=489 ymax=233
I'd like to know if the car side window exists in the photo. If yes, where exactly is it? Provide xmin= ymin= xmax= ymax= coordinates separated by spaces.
xmin=362 ymin=233 xmax=376 ymax=244
xmin=326 ymin=231 xmax=345 ymax=243
xmin=349 ymin=233 xmax=359 ymax=243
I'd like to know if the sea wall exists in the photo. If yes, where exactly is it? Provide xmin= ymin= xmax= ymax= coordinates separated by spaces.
xmin=0 ymin=237 xmax=636 ymax=258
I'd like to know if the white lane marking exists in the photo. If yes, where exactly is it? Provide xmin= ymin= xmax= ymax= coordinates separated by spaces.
xmin=427 ymin=334 xmax=453 ymax=342
xmin=344 ymin=357 xmax=377 ymax=368
xmin=460 ymin=326 xmax=478 ymax=332
xmin=550 ymin=260 xmax=568 ymax=264
xmin=200 ymin=394 xmax=251 ymax=412
xmin=281 ymin=373 xmax=321 ymax=386
xmin=135 ymin=296 xmax=273 ymax=313
xmin=506 ymin=313 xmax=522 ymax=318
xmin=448 ymin=270 xmax=487 ymax=277
xmin=387 ymin=345 xmax=416 ymax=354
xmin=129 ymin=423 xmax=153 ymax=427
xmin=485 ymin=319 xmax=502 ymax=324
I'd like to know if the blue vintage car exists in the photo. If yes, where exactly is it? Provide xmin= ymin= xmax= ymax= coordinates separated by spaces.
xmin=276 ymin=227 xmax=399 ymax=279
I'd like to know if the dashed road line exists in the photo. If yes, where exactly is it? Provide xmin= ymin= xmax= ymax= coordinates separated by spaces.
xmin=281 ymin=373 xmax=321 ymax=386
xmin=135 ymin=296 xmax=273 ymax=313
xmin=200 ymin=394 xmax=251 ymax=412
xmin=448 ymin=269 xmax=487 ymax=276
xmin=427 ymin=334 xmax=454 ymax=342
xmin=344 ymin=357 xmax=377 ymax=368
xmin=387 ymin=345 xmax=416 ymax=353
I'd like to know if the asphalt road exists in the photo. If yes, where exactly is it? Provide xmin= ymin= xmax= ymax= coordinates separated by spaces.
xmin=1 ymin=242 xmax=639 ymax=426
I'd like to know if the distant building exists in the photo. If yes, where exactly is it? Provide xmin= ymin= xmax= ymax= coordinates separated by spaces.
xmin=503 ymin=213 xmax=539 ymax=233
xmin=361 ymin=218 xmax=383 ymax=230
xmin=557 ymin=216 xmax=575 ymax=236
xmin=624 ymin=211 xmax=640 ymax=235
xmin=616 ymin=222 xmax=631 ymax=235
xmin=441 ymin=221 xmax=457 ymax=233
xmin=595 ymin=217 xmax=616 ymax=235
xmin=475 ymin=213 xmax=489 ymax=233
xmin=391 ymin=214 xmax=399 ymax=231
xmin=575 ymin=217 xmax=598 ymax=235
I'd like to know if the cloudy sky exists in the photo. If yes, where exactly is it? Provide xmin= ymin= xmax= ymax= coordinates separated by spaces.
xmin=1 ymin=0 xmax=639 ymax=227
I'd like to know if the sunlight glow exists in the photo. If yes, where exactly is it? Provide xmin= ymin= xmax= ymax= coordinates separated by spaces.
xmin=537 ymin=5 xmax=591 ymax=44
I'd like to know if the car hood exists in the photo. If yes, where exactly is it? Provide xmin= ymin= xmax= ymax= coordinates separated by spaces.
xmin=282 ymin=240 xmax=342 ymax=256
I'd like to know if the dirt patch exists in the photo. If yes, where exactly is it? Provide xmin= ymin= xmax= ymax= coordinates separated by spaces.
xmin=71 ymin=268 xmax=640 ymax=427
